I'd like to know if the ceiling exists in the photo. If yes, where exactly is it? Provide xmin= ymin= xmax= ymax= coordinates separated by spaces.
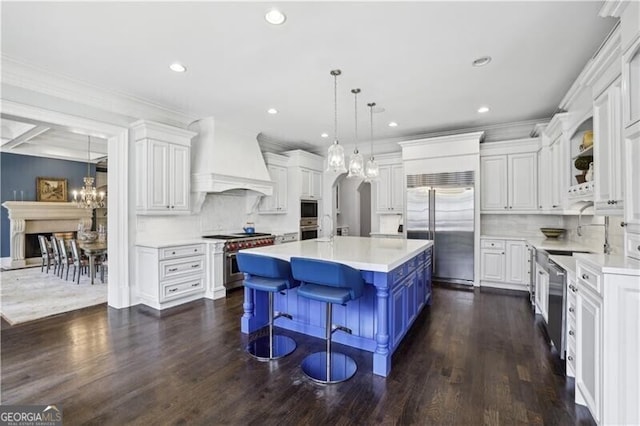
xmin=1 ymin=2 xmax=616 ymax=155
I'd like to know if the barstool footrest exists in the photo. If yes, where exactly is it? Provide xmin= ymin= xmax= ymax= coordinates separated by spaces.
xmin=247 ymin=335 xmax=296 ymax=361
xmin=274 ymin=311 xmax=292 ymax=320
xmin=331 ymin=325 xmax=352 ymax=335
xmin=301 ymin=351 xmax=357 ymax=384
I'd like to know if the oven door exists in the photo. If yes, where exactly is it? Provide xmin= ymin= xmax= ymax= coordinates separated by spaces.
xmin=225 ymin=252 xmax=245 ymax=289
xmin=300 ymin=200 xmax=318 ymax=219
xmin=300 ymin=226 xmax=318 ymax=240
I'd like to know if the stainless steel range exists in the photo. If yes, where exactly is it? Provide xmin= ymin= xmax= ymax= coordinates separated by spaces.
xmin=203 ymin=233 xmax=275 ymax=290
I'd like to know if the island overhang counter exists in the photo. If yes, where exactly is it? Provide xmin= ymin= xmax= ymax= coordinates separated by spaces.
xmin=239 ymin=236 xmax=433 ymax=377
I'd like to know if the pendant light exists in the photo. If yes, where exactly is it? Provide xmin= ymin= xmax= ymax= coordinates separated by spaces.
xmin=72 ymin=135 xmax=105 ymax=209
xmin=364 ymin=102 xmax=380 ymax=181
xmin=326 ymin=69 xmax=347 ymax=173
xmin=347 ymin=88 xmax=365 ymax=179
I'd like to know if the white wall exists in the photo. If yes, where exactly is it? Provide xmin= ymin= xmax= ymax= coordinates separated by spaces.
xmin=336 ymin=175 xmax=361 ymax=235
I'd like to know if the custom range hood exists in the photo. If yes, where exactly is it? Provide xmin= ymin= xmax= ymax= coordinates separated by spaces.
xmin=189 ymin=117 xmax=273 ymax=212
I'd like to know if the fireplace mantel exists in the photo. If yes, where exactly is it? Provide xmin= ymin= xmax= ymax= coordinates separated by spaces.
xmin=2 ymin=201 xmax=93 ymax=269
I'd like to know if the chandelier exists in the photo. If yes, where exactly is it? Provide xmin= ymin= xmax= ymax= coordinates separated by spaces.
xmin=73 ymin=135 xmax=105 ymax=209
xmin=364 ymin=102 xmax=380 ymax=181
xmin=326 ymin=69 xmax=347 ymax=173
xmin=347 ymin=88 xmax=365 ymax=179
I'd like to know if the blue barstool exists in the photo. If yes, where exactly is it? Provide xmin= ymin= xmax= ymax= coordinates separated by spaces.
xmin=237 ymin=253 xmax=298 ymax=361
xmin=290 ymin=257 xmax=364 ymax=384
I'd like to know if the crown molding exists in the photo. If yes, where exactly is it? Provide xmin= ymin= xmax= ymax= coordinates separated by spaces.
xmin=599 ymin=0 xmax=628 ymax=18
xmin=1 ymin=55 xmax=197 ymax=128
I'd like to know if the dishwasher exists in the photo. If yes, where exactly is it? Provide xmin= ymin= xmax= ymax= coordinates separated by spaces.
xmin=547 ymin=258 xmax=567 ymax=359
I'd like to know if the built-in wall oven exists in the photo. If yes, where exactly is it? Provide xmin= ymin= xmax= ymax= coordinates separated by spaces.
xmin=300 ymin=219 xmax=319 ymax=240
xmin=300 ymin=200 xmax=318 ymax=219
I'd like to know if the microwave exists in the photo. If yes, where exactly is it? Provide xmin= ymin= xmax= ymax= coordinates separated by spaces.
xmin=300 ymin=200 xmax=318 ymax=219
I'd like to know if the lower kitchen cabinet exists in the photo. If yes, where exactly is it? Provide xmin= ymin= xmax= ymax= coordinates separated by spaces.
xmin=566 ymin=274 xmax=578 ymax=378
xmin=534 ymin=262 xmax=549 ymax=322
xmin=480 ymin=238 xmax=529 ymax=291
xmin=574 ymin=256 xmax=640 ymax=425
xmin=135 ymin=243 xmax=206 ymax=310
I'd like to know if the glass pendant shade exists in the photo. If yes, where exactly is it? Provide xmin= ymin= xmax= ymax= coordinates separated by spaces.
xmin=364 ymin=158 xmax=379 ymax=181
xmin=327 ymin=140 xmax=347 ymax=173
xmin=347 ymin=149 xmax=365 ymax=178
xmin=73 ymin=136 xmax=106 ymax=209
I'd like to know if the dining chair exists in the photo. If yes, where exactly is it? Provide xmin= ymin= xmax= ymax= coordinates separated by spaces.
xmin=57 ymin=238 xmax=74 ymax=280
xmin=37 ymin=235 xmax=53 ymax=273
xmin=70 ymin=239 xmax=89 ymax=284
xmin=49 ymin=235 xmax=62 ymax=276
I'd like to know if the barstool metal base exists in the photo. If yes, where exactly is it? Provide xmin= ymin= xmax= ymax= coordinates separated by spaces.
xmin=247 ymin=335 xmax=296 ymax=361
xmin=301 ymin=351 xmax=357 ymax=384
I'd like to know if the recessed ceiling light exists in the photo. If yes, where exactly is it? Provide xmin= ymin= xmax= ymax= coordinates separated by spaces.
xmin=472 ymin=56 xmax=492 ymax=67
xmin=321 ymin=133 xmax=329 ymax=138
xmin=265 ymin=9 xmax=286 ymax=25
xmin=169 ymin=62 xmax=187 ymax=73
xmin=267 ymin=108 xmax=278 ymax=114
xmin=388 ymin=122 xmax=398 ymax=127
xmin=477 ymin=106 xmax=490 ymax=113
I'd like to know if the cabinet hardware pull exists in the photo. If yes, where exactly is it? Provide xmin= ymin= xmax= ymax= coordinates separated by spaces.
xmin=171 ymin=251 xmax=176 ymax=255
xmin=539 ymin=271 xmax=543 ymax=275
xmin=569 ymin=330 xmax=574 ymax=336
xmin=191 ymin=264 xmax=199 ymax=268
xmin=501 ymin=252 xmax=505 ymax=255
xmin=621 ymin=222 xmax=627 ymax=227
xmin=191 ymin=283 xmax=199 ymax=287
xmin=169 ymin=288 xmax=177 ymax=293
xmin=169 ymin=267 xmax=178 ymax=272
xmin=569 ymin=307 xmax=574 ymax=313
xmin=637 ymin=245 xmax=640 ymax=251
xmin=582 ymin=273 xmax=589 ymax=280
xmin=568 ymin=356 xmax=573 ymax=361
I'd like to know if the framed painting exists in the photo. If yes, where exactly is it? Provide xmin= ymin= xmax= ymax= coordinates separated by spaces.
xmin=36 ymin=177 xmax=68 ymax=202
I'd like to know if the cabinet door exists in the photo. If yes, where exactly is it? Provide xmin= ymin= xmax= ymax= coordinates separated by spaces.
xmin=624 ymin=124 xmax=640 ymax=230
xmin=260 ymin=165 xmax=279 ymax=212
xmin=480 ymin=248 xmax=505 ymax=282
xmin=594 ymin=78 xmax=624 ymax=213
xmin=300 ymin=168 xmax=311 ymax=198
xmin=550 ymin=139 xmax=563 ymax=210
xmin=535 ymin=264 xmax=549 ymax=322
xmin=622 ymin=36 xmax=640 ymax=128
xmin=480 ymin=155 xmax=508 ymax=211
xmin=148 ymin=140 xmax=170 ymax=210
xmin=505 ymin=240 xmax=527 ymax=285
xmin=406 ymin=273 xmax=417 ymax=325
xmin=390 ymin=164 xmax=404 ymax=212
xmin=376 ymin=165 xmax=392 ymax=212
xmin=390 ymin=283 xmax=406 ymax=349
xmin=537 ymin=147 xmax=550 ymax=210
xmin=508 ymin=153 xmax=538 ymax=210
xmin=311 ymin=170 xmax=322 ymax=199
xmin=576 ymin=288 xmax=602 ymax=423
xmin=170 ymin=144 xmax=190 ymax=211
xmin=276 ymin=166 xmax=288 ymax=211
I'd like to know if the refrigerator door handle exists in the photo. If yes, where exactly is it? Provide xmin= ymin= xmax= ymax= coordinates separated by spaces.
xmin=430 ymin=188 xmax=436 ymax=273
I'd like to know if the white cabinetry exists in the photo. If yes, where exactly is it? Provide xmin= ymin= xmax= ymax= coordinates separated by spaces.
xmin=622 ymin=34 xmax=640 ymax=129
xmin=376 ymin=164 xmax=404 ymax=213
xmin=260 ymin=154 xmax=289 ymax=214
xmin=480 ymin=139 xmax=539 ymax=212
xmin=133 ymin=120 xmax=195 ymax=215
xmin=566 ymin=274 xmax=578 ymax=378
xmin=574 ymin=257 xmax=640 ymax=425
xmin=535 ymin=262 xmax=549 ymax=322
xmin=594 ymin=78 xmax=624 ymax=214
xmin=480 ymin=238 xmax=529 ymax=290
xmin=135 ymin=243 xmax=206 ymax=310
xmin=624 ymin=122 xmax=640 ymax=260
xmin=300 ymin=167 xmax=322 ymax=200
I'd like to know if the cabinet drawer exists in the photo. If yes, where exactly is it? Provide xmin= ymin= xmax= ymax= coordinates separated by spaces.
xmin=626 ymin=232 xmax=640 ymax=261
xmin=160 ymin=256 xmax=205 ymax=280
xmin=392 ymin=265 xmax=407 ymax=283
xmin=576 ymin=263 xmax=601 ymax=295
xmin=161 ymin=276 xmax=204 ymax=302
xmin=481 ymin=239 xmax=505 ymax=250
xmin=160 ymin=244 xmax=205 ymax=260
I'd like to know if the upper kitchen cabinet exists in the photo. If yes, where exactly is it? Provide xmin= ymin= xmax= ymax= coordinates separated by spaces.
xmin=622 ymin=35 xmax=640 ymax=128
xmin=480 ymin=139 xmax=539 ymax=213
xmin=542 ymin=113 xmax=571 ymax=212
xmin=376 ymin=163 xmax=404 ymax=214
xmin=259 ymin=153 xmax=288 ymax=214
xmin=593 ymin=77 xmax=624 ymax=214
xmin=624 ymin=121 xmax=640 ymax=259
xmin=300 ymin=168 xmax=322 ymax=200
xmin=567 ymin=117 xmax=595 ymax=203
xmin=132 ymin=120 xmax=196 ymax=215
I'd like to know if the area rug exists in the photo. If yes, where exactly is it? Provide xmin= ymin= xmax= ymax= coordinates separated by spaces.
xmin=0 ymin=267 xmax=107 ymax=325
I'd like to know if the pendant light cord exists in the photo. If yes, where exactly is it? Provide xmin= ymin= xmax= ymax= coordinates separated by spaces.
xmin=334 ymin=73 xmax=338 ymax=142
xmin=87 ymin=136 xmax=91 ymax=176
xmin=368 ymin=102 xmax=376 ymax=160
xmin=352 ymin=88 xmax=361 ymax=153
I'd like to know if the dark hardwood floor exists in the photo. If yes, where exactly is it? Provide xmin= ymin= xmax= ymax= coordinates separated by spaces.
xmin=1 ymin=285 xmax=595 ymax=425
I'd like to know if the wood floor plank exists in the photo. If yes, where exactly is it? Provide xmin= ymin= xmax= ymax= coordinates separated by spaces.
xmin=1 ymin=285 xmax=595 ymax=425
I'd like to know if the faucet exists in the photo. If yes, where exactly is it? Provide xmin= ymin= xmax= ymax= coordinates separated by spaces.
xmin=577 ymin=202 xmax=611 ymax=254
xmin=322 ymin=213 xmax=334 ymax=241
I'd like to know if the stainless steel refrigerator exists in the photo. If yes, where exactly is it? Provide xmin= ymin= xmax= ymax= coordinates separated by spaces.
xmin=406 ymin=171 xmax=475 ymax=285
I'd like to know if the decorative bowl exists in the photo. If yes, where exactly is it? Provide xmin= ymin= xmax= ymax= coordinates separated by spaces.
xmin=78 ymin=231 xmax=99 ymax=242
xmin=540 ymin=228 xmax=565 ymax=239
xmin=574 ymin=155 xmax=593 ymax=171
xmin=582 ymin=130 xmax=593 ymax=148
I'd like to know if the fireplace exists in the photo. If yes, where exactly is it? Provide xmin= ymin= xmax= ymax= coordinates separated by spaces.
xmin=24 ymin=232 xmax=77 ymax=259
xmin=1 ymin=201 xmax=92 ymax=269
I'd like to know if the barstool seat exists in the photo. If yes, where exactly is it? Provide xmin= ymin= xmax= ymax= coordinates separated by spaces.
xmin=290 ymin=257 xmax=364 ymax=384
xmin=237 ymin=253 xmax=298 ymax=361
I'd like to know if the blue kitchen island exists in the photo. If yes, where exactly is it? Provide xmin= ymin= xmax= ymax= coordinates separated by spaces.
xmin=240 ymin=236 xmax=433 ymax=377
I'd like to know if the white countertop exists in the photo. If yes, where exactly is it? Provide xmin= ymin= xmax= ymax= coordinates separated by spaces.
xmin=481 ymin=234 xmax=600 ymax=253
xmin=370 ymin=232 xmax=405 ymax=237
xmin=240 ymin=235 xmax=433 ymax=272
xmin=548 ymin=254 xmax=577 ymax=280
xmin=574 ymin=253 xmax=640 ymax=276
xmin=136 ymin=238 xmax=211 ymax=248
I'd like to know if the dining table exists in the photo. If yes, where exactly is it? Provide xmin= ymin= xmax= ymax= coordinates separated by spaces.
xmin=78 ymin=241 xmax=107 ymax=285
